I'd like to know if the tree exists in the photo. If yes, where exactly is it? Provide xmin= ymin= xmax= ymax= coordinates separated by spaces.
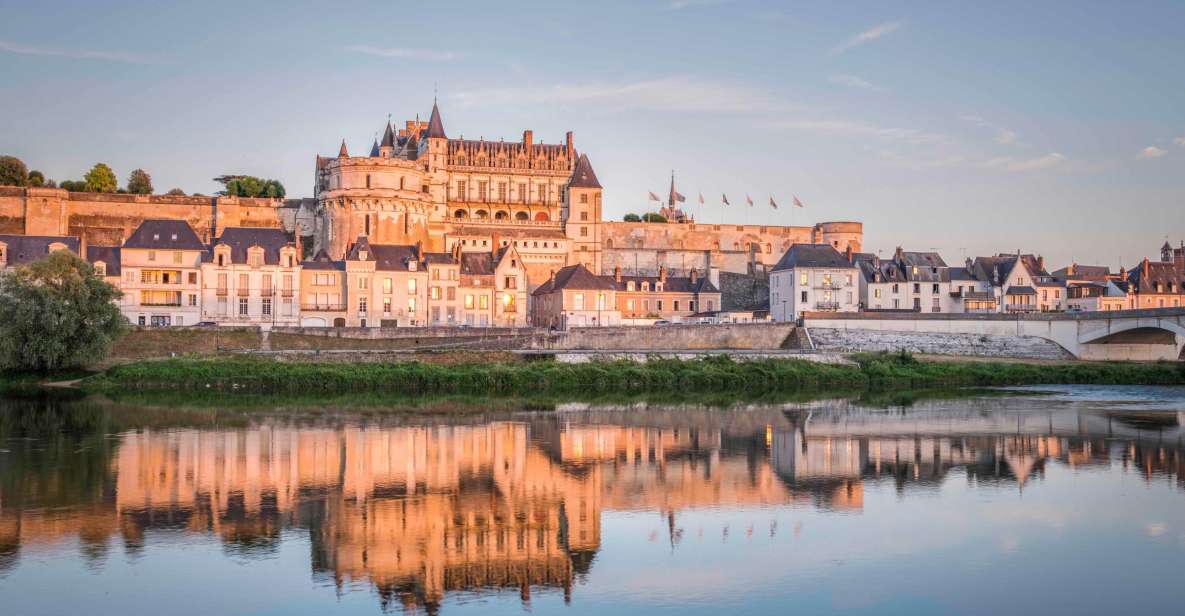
xmin=126 ymin=168 xmax=153 ymax=194
xmin=83 ymin=163 xmax=117 ymax=193
xmin=0 ymin=251 xmax=128 ymax=371
xmin=623 ymin=213 xmax=642 ymax=222
xmin=214 ymin=174 xmax=285 ymax=198
xmin=27 ymin=170 xmax=45 ymax=187
xmin=641 ymin=213 xmax=668 ymax=223
xmin=165 ymin=188 xmax=186 ymax=196
xmin=59 ymin=180 xmax=87 ymax=192
xmin=0 ymin=155 xmax=28 ymax=186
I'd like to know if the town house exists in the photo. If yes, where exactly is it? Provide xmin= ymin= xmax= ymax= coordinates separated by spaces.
xmin=202 ymin=227 xmax=300 ymax=327
xmin=770 ymin=244 xmax=859 ymax=321
xmin=118 ymin=220 xmax=204 ymax=327
xmin=531 ymin=263 xmax=621 ymax=329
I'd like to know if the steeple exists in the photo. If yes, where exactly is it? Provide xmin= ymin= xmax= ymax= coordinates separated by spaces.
xmin=426 ymin=99 xmax=446 ymax=139
xmin=369 ymin=138 xmax=380 ymax=157
xmin=338 ymin=139 xmax=349 ymax=158
xmin=568 ymin=154 xmax=601 ymax=189
xmin=379 ymin=121 xmax=396 ymax=158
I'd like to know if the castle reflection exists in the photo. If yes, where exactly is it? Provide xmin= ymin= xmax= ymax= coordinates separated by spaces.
xmin=2 ymin=395 xmax=1184 ymax=612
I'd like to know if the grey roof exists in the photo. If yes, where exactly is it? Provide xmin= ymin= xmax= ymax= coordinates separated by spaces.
xmin=425 ymin=101 xmax=446 ymax=139
xmin=302 ymin=249 xmax=344 ymax=271
xmin=1005 ymin=285 xmax=1037 ymax=295
xmin=460 ymin=252 xmax=495 ymax=276
xmin=124 ymin=220 xmax=204 ymax=251
xmin=346 ymin=237 xmax=423 ymax=271
xmin=369 ymin=139 xmax=380 ymax=157
xmin=211 ymin=227 xmax=292 ymax=265
xmin=1051 ymin=264 xmax=1111 ymax=282
xmin=899 ymin=251 xmax=948 ymax=268
xmin=772 ymin=243 xmax=853 ymax=272
xmin=380 ymin=122 xmax=395 ymax=148
xmin=423 ymin=252 xmax=456 ymax=265
xmin=859 ymin=259 xmax=906 ymax=283
xmin=85 ymin=245 xmax=121 ymax=276
xmin=948 ymin=266 xmax=977 ymax=281
xmin=606 ymin=273 xmax=719 ymax=294
xmin=0 ymin=234 xmax=81 ymax=267
xmin=533 ymin=264 xmax=616 ymax=295
xmin=568 ymin=153 xmax=601 ymax=189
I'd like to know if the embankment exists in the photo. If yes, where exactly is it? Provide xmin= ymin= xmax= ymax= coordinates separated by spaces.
xmin=83 ymin=353 xmax=1185 ymax=397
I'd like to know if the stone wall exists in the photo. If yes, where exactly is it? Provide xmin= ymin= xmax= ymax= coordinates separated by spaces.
xmin=719 ymin=271 xmax=770 ymax=311
xmin=271 ymin=325 xmax=540 ymax=339
xmin=537 ymin=322 xmax=796 ymax=351
xmin=807 ymin=327 xmax=1074 ymax=360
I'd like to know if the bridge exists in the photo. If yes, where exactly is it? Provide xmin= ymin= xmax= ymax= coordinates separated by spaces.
xmin=803 ymin=308 xmax=1185 ymax=361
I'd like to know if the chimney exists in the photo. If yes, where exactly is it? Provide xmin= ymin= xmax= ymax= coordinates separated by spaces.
xmin=690 ymin=268 xmax=698 ymax=284
xmin=659 ymin=265 xmax=668 ymax=283
xmin=565 ymin=131 xmax=574 ymax=157
xmin=845 ymin=244 xmax=853 ymax=264
xmin=1037 ymin=255 xmax=1045 ymax=272
xmin=1066 ymin=262 xmax=1074 ymax=276
xmin=1142 ymin=257 xmax=1150 ymax=281
xmin=416 ymin=240 xmax=423 ymax=260
xmin=613 ymin=266 xmax=621 ymax=283
xmin=965 ymin=257 xmax=973 ymax=269
xmin=490 ymin=232 xmax=501 ymax=256
xmin=295 ymin=233 xmax=303 ymax=260
xmin=894 ymin=246 xmax=903 ymax=262
xmin=523 ymin=130 xmax=533 ymax=149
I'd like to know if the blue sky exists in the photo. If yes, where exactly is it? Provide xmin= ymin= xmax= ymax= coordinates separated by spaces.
xmin=2 ymin=0 xmax=1183 ymax=268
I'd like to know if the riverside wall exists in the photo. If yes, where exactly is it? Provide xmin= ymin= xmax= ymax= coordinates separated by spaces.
xmin=807 ymin=327 xmax=1074 ymax=360
xmin=536 ymin=322 xmax=797 ymax=351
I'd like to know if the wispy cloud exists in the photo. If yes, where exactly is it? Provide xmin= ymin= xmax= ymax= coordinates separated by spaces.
xmin=345 ymin=45 xmax=461 ymax=61
xmin=828 ymin=74 xmax=883 ymax=91
xmin=1136 ymin=146 xmax=1166 ymax=159
xmin=451 ymin=76 xmax=787 ymax=113
xmin=666 ymin=0 xmax=728 ymax=9
xmin=773 ymin=118 xmax=948 ymax=146
xmin=830 ymin=20 xmax=903 ymax=55
xmin=1174 ymin=136 xmax=1185 ymax=147
xmin=981 ymin=152 xmax=1065 ymax=172
xmin=0 ymin=40 xmax=165 ymax=64
xmin=960 ymin=114 xmax=1022 ymax=146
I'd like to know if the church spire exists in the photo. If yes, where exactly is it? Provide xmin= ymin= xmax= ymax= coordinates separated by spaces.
xmin=338 ymin=139 xmax=349 ymax=158
xmin=426 ymin=99 xmax=446 ymax=139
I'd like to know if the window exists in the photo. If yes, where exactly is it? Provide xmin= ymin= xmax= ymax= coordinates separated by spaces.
xmin=575 ymin=293 xmax=585 ymax=310
xmin=627 ymin=281 xmax=635 ymax=291
xmin=479 ymin=295 xmax=488 ymax=310
xmin=657 ymin=300 xmax=664 ymax=311
xmin=627 ymin=299 xmax=635 ymax=311
xmin=383 ymin=277 xmax=392 ymax=294
xmin=673 ymin=300 xmax=680 ymax=311
xmin=892 ymin=283 xmax=899 ymax=293
xmin=383 ymin=297 xmax=391 ymax=314
xmin=932 ymin=283 xmax=939 ymax=293
xmin=239 ymin=298 xmax=248 ymax=315
xmin=248 ymin=251 xmax=262 ymax=267
xmin=597 ymin=293 xmax=606 ymax=310
xmin=447 ymin=287 xmax=455 ymax=300
xmin=431 ymin=286 xmax=441 ymax=300
xmin=189 ymin=294 xmax=198 ymax=306
xmin=239 ymin=273 xmax=249 ymax=290
xmin=148 ymin=251 xmax=156 ymax=261
xmin=359 ymin=297 xmax=368 ymax=313
xmin=173 ymin=252 xmax=182 ymax=264
xmin=800 ymin=273 xmax=808 ymax=286
xmin=874 ymin=288 xmax=882 ymax=298
xmin=580 ymin=227 xmax=588 ymax=237
xmin=504 ymin=276 xmax=516 ymax=289
xmin=262 ymin=297 xmax=272 ymax=315
xmin=913 ymin=283 xmax=920 ymax=293
xmin=580 ymin=194 xmax=588 ymax=204
xmin=456 ymin=181 xmax=467 ymax=201
xmin=408 ymin=278 xmax=417 ymax=294
xmin=464 ymin=294 xmax=474 ymax=309
xmin=518 ymin=183 xmax=527 ymax=203
xmin=262 ymin=274 xmax=272 ymax=290
xmin=408 ymin=297 xmax=416 ymax=312
xmin=498 ymin=182 xmax=506 ymax=201
xmin=95 ymin=263 xmax=105 ymax=276
xmin=359 ymin=276 xmax=368 ymax=290
xmin=801 ymin=291 xmax=808 ymax=302
xmin=478 ymin=181 xmax=488 ymax=201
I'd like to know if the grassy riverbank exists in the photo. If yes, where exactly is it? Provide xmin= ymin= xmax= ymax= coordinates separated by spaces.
xmin=81 ymin=352 xmax=1185 ymax=397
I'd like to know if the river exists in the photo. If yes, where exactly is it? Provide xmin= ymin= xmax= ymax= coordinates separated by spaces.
xmin=1 ymin=386 xmax=1183 ymax=614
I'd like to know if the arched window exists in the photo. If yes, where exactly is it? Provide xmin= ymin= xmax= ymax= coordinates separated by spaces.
xmin=474 ymin=210 xmax=489 ymax=219
xmin=454 ymin=209 xmax=468 ymax=219
xmin=514 ymin=211 xmax=529 ymax=221
xmin=534 ymin=211 xmax=550 ymax=222
xmin=494 ymin=210 xmax=509 ymax=220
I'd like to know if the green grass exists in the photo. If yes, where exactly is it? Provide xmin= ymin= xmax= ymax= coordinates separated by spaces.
xmin=83 ymin=352 xmax=1185 ymax=397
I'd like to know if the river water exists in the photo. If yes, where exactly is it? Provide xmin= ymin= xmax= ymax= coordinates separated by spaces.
xmin=1 ymin=386 xmax=1184 ymax=615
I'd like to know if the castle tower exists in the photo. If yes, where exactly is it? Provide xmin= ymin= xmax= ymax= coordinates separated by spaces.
xmin=565 ymin=153 xmax=603 ymax=272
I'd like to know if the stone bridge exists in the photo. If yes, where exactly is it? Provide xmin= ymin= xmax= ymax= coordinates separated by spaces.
xmin=803 ymin=308 xmax=1185 ymax=361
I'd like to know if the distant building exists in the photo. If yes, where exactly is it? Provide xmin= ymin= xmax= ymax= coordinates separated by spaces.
xmin=118 ymin=220 xmax=204 ymax=327
xmin=770 ymin=244 xmax=859 ymax=321
xmin=606 ymin=266 xmax=721 ymax=321
xmin=1125 ymin=241 xmax=1185 ymax=309
xmin=531 ymin=264 xmax=621 ymax=329
xmin=298 ymin=250 xmax=347 ymax=327
xmin=968 ymin=253 xmax=1064 ymax=313
xmin=855 ymin=248 xmax=959 ymax=313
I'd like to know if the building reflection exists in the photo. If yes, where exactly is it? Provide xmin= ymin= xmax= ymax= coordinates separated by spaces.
xmin=2 ymin=397 xmax=1185 ymax=612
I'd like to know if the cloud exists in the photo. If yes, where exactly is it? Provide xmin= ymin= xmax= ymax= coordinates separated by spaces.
xmin=667 ymin=0 xmax=728 ymax=9
xmin=981 ymin=152 xmax=1065 ymax=172
xmin=0 ymin=40 xmax=165 ymax=64
xmin=345 ymin=45 xmax=461 ymax=61
xmin=961 ymin=114 xmax=1022 ymax=147
xmin=451 ymin=76 xmax=787 ymax=113
xmin=828 ymin=74 xmax=882 ymax=91
xmin=831 ymin=20 xmax=904 ymax=55
xmin=995 ymin=129 xmax=1017 ymax=145
xmin=1173 ymin=136 xmax=1185 ymax=147
xmin=773 ymin=118 xmax=949 ymax=145
xmin=1137 ymin=146 xmax=1166 ymax=160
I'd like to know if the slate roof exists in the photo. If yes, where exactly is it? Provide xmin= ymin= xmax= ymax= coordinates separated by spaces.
xmin=858 ymin=259 xmax=906 ymax=283
xmin=1127 ymin=260 xmax=1184 ymax=294
xmin=301 ymin=249 xmax=345 ymax=271
xmin=899 ymin=251 xmax=948 ymax=269
xmin=124 ymin=220 xmax=204 ymax=251
xmin=605 ymin=273 xmax=719 ymax=294
xmin=1051 ymin=264 xmax=1111 ymax=282
xmin=948 ymin=266 xmax=977 ymax=281
xmin=451 ymin=226 xmax=567 ymax=239
xmin=380 ymin=122 xmax=396 ymax=148
xmin=568 ymin=154 xmax=602 ymax=189
xmin=85 ymin=246 xmax=121 ymax=276
xmin=0 ymin=234 xmax=81 ymax=267
xmin=210 ymin=227 xmax=292 ymax=265
xmin=369 ymin=139 xmax=380 ymax=157
xmin=423 ymin=252 xmax=456 ymax=265
xmin=346 ymin=237 xmax=424 ymax=272
xmin=425 ymin=101 xmax=446 ymax=139
xmin=772 ymin=244 xmax=853 ymax=272
xmin=533 ymin=264 xmax=616 ymax=295
xmin=1005 ymin=286 xmax=1037 ymax=295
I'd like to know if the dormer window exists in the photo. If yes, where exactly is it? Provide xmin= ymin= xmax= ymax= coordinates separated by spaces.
xmin=153 ymin=233 xmax=160 ymax=241
xmin=94 ymin=263 xmax=105 ymax=276
xmin=359 ymin=250 xmax=368 ymax=261
xmin=641 ymin=282 xmax=649 ymax=292
xmin=656 ymin=282 xmax=664 ymax=292
xmin=171 ymin=233 xmax=178 ymax=241
xmin=408 ymin=260 xmax=418 ymax=272
xmin=627 ymin=281 xmax=635 ymax=292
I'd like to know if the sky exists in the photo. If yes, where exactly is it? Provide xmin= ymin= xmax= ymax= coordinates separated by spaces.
xmin=1 ymin=0 xmax=1183 ymax=269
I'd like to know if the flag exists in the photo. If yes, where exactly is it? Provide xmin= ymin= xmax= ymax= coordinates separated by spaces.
xmin=722 ymin=193 xmax=730 ymax=206
xmin=648 ymin=191 xmax=660 ymax=201
xmin=698 ymin=193 xmax=704 ymax=205
xmin=674 ymin=191 xmax=686 ymax=203
xmin=746 ymin=194 xmax=753 ymax=206
xmin=793 ymin=195 xmax=805 ymax=208
xmin=769 ymin=196 xmax=778 ymax=209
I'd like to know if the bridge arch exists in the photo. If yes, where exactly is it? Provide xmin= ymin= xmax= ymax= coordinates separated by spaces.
xmin=1078 ymin=318 xmax=1185 ymax=345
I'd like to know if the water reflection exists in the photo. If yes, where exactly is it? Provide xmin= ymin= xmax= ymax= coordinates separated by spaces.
xmin=1 ymin=389 xmax=1184 ymax=613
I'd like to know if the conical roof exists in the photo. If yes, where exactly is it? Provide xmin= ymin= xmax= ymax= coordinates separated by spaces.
xmin=426 ymin=100 xmax=446 ymax=139
xmin=380 ymin=122 xmax=395 ymax=148
xmin=369 ymin=139 xmax=380 ymax=157
xmin=338 ymin=140 xmax=349 ymax=158
xmin=569 ymin=154 xmax=601 ymax=189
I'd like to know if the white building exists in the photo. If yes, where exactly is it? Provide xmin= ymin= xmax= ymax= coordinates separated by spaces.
xmin=201 ymin=227 xmax=301 ymax=328
xmin=118 ymin=220 xmax=204 ymax=327
xmin=770 ymin=244 xmax=859 ymax=322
